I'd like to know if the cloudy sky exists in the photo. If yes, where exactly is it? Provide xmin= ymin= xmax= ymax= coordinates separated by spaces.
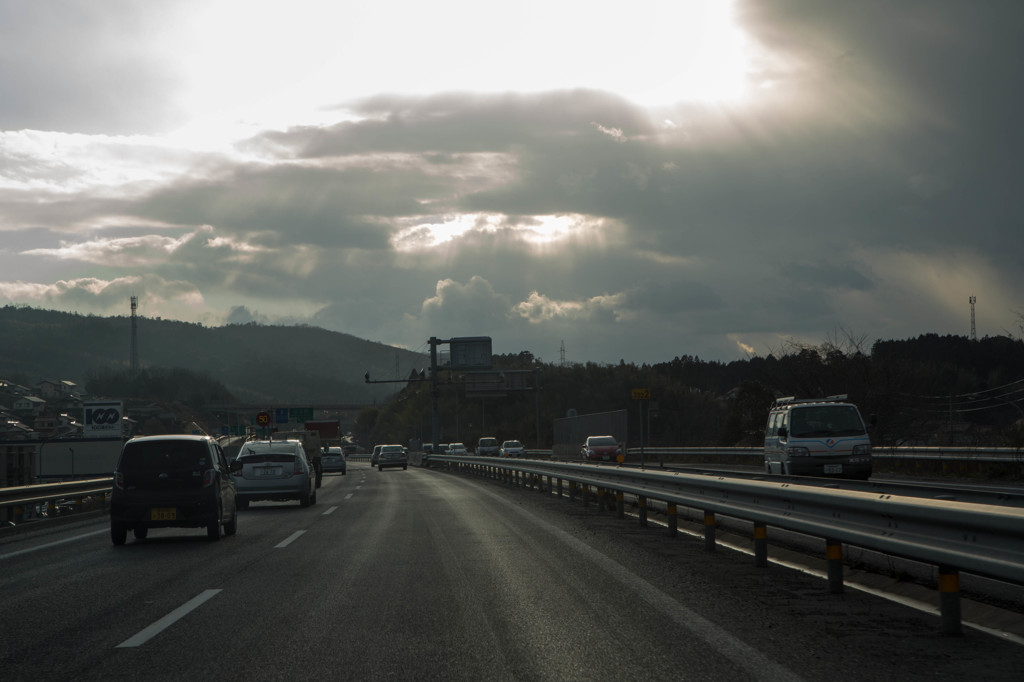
xmin=1 ymin=1 xmax=1021 ymax=365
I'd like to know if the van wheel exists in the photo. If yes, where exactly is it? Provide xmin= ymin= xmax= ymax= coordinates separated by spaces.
xmin=224 ymin=507 xmax=238 ymax=536
xmin=207 ymin=511 xmax=222 ymax=541
xmin=133 ymin=527 xmax=148 ymax=540
xmin=111 ymin=523 xmax=127 ymax=546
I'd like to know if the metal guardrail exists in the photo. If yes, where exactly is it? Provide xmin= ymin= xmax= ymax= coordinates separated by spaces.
xmin=0 ymin=477 xmax=113 ymax=528
xmin=622 ymin=445 xmax=1024 ymax=464
xmin=431 ymin=455 xmax=1024 ymax=635
xmin=0 ymin=477 xmax=112 ymax=508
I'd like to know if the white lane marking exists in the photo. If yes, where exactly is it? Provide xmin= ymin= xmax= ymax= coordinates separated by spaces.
xmin=116 ymin=589 xmax=221 ymax=648
xmin=322 ymin=506 xmax=339 ymax=515
xmin=0 ymin=529 xmax=106 ymax=560
xmin=345 ymin=493 xmax=353 ymax=500
xmin=275 ymin=530 xmax=306 ymax=548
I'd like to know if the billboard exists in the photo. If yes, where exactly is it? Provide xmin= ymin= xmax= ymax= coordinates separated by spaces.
xmin=449 ymin=336 xmax=492 ymax=370
xmin=83 ymin=401 xmax=124 ymax=438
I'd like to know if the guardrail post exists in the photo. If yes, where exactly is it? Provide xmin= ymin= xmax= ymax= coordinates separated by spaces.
xmin=616 ymin=491 xmax=624 ymax=518
xmin=939 ymin=565 xmax=963 ymax=635
xmin=753 ymin=522 xmax=768 ymax=568
xmin=597 ymin=487 xmax=606 ymax=513
xmin=826 ymin=539 xmax=844 ymax=594
xmin=581 ymin=484 xmax=589 ymax=507
xmin=557 ymin=478 xmax=563 ymax=498
xmin=569 ymin=480 xmax=577 ymax=501
xmin=703 ymin=511 xmax=716 ymax=551
xmin=667 ymin=503 xmax=677 ymax=537
xmin=638 ymin=496 xmax=648 ymax=527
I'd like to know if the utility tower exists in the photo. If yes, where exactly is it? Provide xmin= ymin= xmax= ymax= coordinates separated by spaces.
xmin=130 ymin=296 xmax=139 ymax=376
xmin=560 ymin=340 xmax=566 ymax=366
xmin=969 ymin=295 xmax=977 ymax=341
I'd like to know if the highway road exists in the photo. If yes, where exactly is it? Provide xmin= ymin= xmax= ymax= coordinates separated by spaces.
xmin=2 ymin=461 xmax=1023 ymax=681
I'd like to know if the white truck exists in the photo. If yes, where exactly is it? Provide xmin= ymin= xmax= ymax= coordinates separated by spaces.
xmin=763 ymin=395 xmax=873 ymax=479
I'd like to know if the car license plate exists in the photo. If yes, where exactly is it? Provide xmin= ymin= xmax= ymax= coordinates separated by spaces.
xmin=824 ymin=464 xmax=843 ymax=474
xmin=151 ymin=507 xmax=177 ymax=521
xmin=258 ymin=467 xmax=282 ymax=476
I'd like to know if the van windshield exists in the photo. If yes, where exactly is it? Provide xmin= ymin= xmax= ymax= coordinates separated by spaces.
xmin=789 ymin=406 xmax=865 ymax=438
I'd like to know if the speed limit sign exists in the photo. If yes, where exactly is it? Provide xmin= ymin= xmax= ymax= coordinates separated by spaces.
xmin=257 ymin=411 xmax=271 ymax=426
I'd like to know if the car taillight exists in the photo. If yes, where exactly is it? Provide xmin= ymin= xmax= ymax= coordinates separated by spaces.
xmin=294 ymin=461 xmax=303 ymax=476
xmin=114 ymin=472 xmax=124 ymax=490
xmin=203 ymin=469 xmax=216 ymax=487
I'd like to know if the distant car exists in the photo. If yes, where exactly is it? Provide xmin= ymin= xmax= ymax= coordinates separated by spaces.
xmin=476 ymin=436 xmax=500 ymax=456
xmin=233 ymin=440 xmax=317 ymax=508
xmin=446 ymin=442 xmax=467 ymax=456
xmin=110 ymin=434 xmax=238 ymax=545
xmin=322 ymin=446 xmax=347 ymax=475
xmin=581 ymin=435 xmax=622 ymax=462
xmin=499 ymin=440 xmax=525 ymax=457
xmin=377 ymin=444 xmax=407 ymax=471
xmin=371 ymin=445 xmax=382 ymax=466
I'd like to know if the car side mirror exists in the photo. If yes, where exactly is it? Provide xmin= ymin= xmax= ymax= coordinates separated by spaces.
xmin=777 ymin=426 xmax=788 ymax=439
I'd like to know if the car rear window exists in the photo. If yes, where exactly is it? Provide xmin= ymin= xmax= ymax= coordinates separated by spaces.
xmin=589 ymin=437 xmax=617 ymax=446
xmin=119 ymin=440 xmax=210 ymax=471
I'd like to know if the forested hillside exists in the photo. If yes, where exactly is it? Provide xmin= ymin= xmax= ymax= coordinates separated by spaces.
xmin=0 ymin=305 xmax=427 ymax=404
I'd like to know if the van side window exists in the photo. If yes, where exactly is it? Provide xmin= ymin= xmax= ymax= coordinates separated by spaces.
xmin=767 ymin=412 xmax=778 ymax=437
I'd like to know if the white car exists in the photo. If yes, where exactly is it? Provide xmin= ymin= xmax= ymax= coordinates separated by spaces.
xmin=321 ymin=446 xmax=347 ymax=475
xmin=233 ymin=439 xmax=317 ymax=508
xmin=446 ymin=442 xmax=468 ymax=456
xmin=499 ymin=440 xmax=525 ymax=457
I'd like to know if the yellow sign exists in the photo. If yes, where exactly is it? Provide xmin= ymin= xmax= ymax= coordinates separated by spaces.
xmin=632 ymin=388 xmax=651 ymax=400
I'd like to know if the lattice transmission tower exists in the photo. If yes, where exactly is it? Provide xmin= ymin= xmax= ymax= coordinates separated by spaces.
xmin=969 ymin=295 xmax=977 ymax=341
xmin=130 ymin=296 xmax=139 ymax=376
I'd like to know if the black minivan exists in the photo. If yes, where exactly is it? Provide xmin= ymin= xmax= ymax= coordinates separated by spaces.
xmin=110 ymin=435 xmax=239 ymax=545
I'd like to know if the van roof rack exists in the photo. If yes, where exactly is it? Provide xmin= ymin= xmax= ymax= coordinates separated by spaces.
xmin=773 ymin=394 xmax=850 ymax=407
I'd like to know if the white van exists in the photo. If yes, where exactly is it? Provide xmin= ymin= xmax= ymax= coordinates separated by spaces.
xmin=763 ymin=395 xmax=873 ymax=479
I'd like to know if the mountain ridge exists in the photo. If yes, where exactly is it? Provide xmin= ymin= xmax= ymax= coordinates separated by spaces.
xmin=0 ymin=305 xmax=427 ymax=405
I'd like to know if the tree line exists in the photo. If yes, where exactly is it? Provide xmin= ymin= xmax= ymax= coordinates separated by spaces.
xmin=353 ymin=333 xmax=1024 ymax=451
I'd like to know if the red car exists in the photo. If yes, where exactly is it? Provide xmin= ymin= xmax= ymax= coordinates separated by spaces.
xmin=581 ymin=435 xmax=622 ymax=462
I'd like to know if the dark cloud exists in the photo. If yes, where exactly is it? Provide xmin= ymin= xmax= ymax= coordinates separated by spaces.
xmin=2 ymin=2 xmax=1022 ymax=363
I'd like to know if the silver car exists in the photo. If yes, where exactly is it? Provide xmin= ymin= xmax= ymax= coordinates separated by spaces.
xmin=377 ymin=444 xmax=407 ymax=471
xmin=321 ymin=446 xmax=347 ymax=475
xmin=233 ymin=440 xmax=317 ymax=508
xmin=499 ymin=440 xmax=525 ymax=457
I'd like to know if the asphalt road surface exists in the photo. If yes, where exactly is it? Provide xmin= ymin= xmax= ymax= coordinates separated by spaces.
xmin=2 ymin=462 xmax=1023 ymax=681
